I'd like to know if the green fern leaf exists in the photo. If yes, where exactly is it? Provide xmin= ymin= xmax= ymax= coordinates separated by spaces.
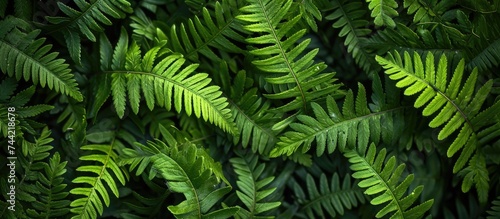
xmin=376 ymin=51 xmax=498 ymax=172
xmin=229 ymin=71 xmax=281 ymax=155
xmin=104 ymin=29 xmax=237 ymax=134
xmin=69 ymin=144 xmax=127 ymax=219
xmin=325 ymin=0 xmax=378 ymax=74
xmin=27 ymin=152 xmax=70 ymax=218
xmin=46 ymin=0 xmax=132 ymax=64
xmin=270 ymin=82 xmax=403 ymax=157
xmin=345 ymin=143 xmax=434 ymax=218
xmin=168 ymin=0 xmax=246 ymax=62
xmin=230 ymin=153 xmax=281 ymax=218
xmin=237 ymin=0 xmax=341 ymax=111
xmin=294 ymin=173 xmax=365 ymax=218
xmin=366 ymin=0 xmax=398 ymax=27
xmin=0 ymin=17 xmax=83 ymax=101
xmin=152 ymin=145 xmax=238 ymax=218
xmin=467 ymin=38 xmax=500 ymax=72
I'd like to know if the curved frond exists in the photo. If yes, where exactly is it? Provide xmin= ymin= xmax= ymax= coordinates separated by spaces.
xmin=230 ymin=152 xmax=281 ymax=218
xmin=104 ymin=29 xmax=237 ymax=134
xmin=0 ymin=17 xmax=83 ymax=101
xmin=376 ymin=51 xmax=499 ymax=173
xmin=344 ymin=143 xmax=434 ymax=218
xmin=237 ymin=0 xmax=341 ymax=111
xmin=294 ymin=173 xmax=365 ymax=218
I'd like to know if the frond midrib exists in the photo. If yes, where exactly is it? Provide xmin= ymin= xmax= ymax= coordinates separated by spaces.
xmin=255 ymin=0 xmax=307 ymax=108
xmin=356 ymin=151 xmax=404 ymax=218
xmin=299 ymin=185 xmax=362 ymax=213
xmin=47 ymin=0 xmax=109 ymax=35
xmin=388 ymin=60 xmax=474 ymax=132
xmin=78 ymin=139 xmax=116 ymax=216
xmin=292 ymin=107 xmax=404 ymax=145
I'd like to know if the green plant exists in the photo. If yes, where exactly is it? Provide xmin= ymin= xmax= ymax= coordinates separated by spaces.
xmin=1 ymin=0 xmax=499 ymax=218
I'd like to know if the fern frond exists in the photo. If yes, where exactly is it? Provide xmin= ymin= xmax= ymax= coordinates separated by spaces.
xmin=270 ymin=82 xmax=403 ymax=157
xmin=325 ymin=0 xmax=378 ymax=74
xmin=228 ymin=70 xmax=282 ymax=154
xmin=46 ymin=0 xmax=133 ymax=64
xmin=102 ymin=29 xmax=237 ymax=134
xmin=344 ymin=143 xmax=434 ymax=218
xmin=230 ymin=152 xmax=281 ymax=218
xmin=168 ymin=0 xmax=247 ymax=62
xmin=237 ymin=0 xmax=341 ymax=111
xmin=152 ymin=144 xmax=239 ymax=218
xmin=366 ymin=0 xmax=398 ymax=27
xmin=487 ymin=196 xmax=500 ymax=219
xmin=0 ymin=127 xmax=69 ymax=218
xmin=376 ymin=51 xmax=499 ymax=172
xmin=0 ymin=17 xmax=83 ymax=101
xmin=27 ymin=152 xmax=70 ymax=218
xmin=69 ymin=144 xmax=127 ymax=219
xmin=467 ymin=38 xmax=500 ymax=72
xmin=294 ymin=173 xmax=365 ymax=218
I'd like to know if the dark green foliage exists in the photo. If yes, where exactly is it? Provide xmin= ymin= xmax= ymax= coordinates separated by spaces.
xmin=293 ymin=173 xmax=365 ymax=218
xmin=1 ymin=0 xmax=500 ymax=218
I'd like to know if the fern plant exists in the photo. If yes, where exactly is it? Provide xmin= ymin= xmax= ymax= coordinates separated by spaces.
xmin=1 ymin=0 xmax=500 ymax=218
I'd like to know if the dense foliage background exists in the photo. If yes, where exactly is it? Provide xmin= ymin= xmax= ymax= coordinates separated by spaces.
xmin=1 ymin=0 xmax=500 ymax=218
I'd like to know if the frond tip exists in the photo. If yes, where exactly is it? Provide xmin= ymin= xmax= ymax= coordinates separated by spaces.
xmin=344 ymin=143 xmax=434 ymax=218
